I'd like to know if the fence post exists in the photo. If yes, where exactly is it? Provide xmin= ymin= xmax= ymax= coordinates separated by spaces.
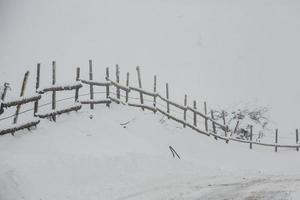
xmin=75 ymin=67 xmax=80 ymax=102
xmin=34 ymin=63 xmax=40 ymax=115
xmin=153 ymin=75 xmax=157 ymax=107
xmin=52 ymin=61 xmax=56 ymax=121
xmin=249 ymin=125 xmax=253 ymax=150
xmin=296 ymin=129 xmax=299 ymax=151
xmin=1 ymin=83 xmax=9 ymax=101
xmin=89 ymin=60 xmax=94 ymax=110
xmin=105 ymin=67 xmax=110 ymax=107
xmin=222 ymin=110 xmax=227 ymax=137
xmin=13 ymin=71 xmax=29 ymax=125
xmin=116 ymin=64 xmax=120 ymax=99
xmin=204 ymin=101 xmax=208 ymax=132
xmin=136 ymin=66 xmax=144 ymax=110
xmin=183 ymin=94 xmax=187 ymax=127
xmin=193 ymin=100 xmax=197 ymax=127
xmin=166 ymin=83 xmax=170 ymax=118
xmin=275 ymin=129 xmax=278 ymax=152
xmin=126 ymin=72 xmax=129 ymax=103
xmin=211 ymin=110 xmax=217 ymax=139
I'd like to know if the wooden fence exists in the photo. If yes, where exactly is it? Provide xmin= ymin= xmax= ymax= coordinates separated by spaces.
xmin=0 ymin=60 xmax=299 ymax=152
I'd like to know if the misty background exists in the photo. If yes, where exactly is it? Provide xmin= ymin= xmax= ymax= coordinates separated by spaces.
xmin=1 ymin=0 xmax=300 ymax=135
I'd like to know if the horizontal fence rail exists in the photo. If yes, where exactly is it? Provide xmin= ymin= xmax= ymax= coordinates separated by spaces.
xmin=0 ymin=61 xmax=299 ymax=152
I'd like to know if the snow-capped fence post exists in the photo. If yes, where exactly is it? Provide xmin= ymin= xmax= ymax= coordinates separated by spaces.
xmin=166 ymin=83 xmax=170 ymax=118
xmin=222 ymin=111 xmax=227 ymax=137
xmin=275 ymin=129 xmax=278 ymax=152
xmin=34 ymin=63 xmax=40 ymax=115
xmin=249 ymin=125 xmax=253 ymax=149
xmin=211 ymin=110 xmax=217 ymax=139
xmin=136 ymin=66 xmax=144 ymax=110
xmin=125 ymin=72 xmax=129 ymax=102
xmin=183 ymin=94 xmax=187 ymax=127
xmin=52 ymin=61 xmax=57 ymax=121
xmin=105 ymin=67 xmax=110 ymax=107
xmin=13 ymin=71 xmax=29 ymax=125
xmin=116 ymin=64 xmax=120 ymax=99
xmin=204 ymin=102 xmax=208 ymax=132
xmin=193 ymin=100 xmax=197 ymax=127
xmin=153 ymin=75 xmax=157 ymax=107
xmin=75 ymin=67 xmax=80 ymax=102
xmin=89 ymin=60 xmax=94 ymax=110
xmin=1 ymin=83 xmax=9 ymax=101
xmin=296 ymin=129 xmax=299 ymax=151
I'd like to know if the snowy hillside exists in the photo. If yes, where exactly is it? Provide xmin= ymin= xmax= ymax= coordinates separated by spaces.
xmin=1 ymin=105 xmax=300 ymax=199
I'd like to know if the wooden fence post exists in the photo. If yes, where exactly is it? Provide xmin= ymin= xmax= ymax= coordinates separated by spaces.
xmin=275 ymin=129 xmax=278 ymax=152
xmin=204 ymin=101 xmax=208 ymax=132
xmin=296 ymin=129 xmax=299 ymax=151
xmin=75 ymin=67 xmax=80 ymax=102
xmin=136 ymin=66 xmax=144 ymax=110
xmin=183 ymin=94 xmax=187 ymax=127
xmin=126 ymin=72 xmax=129 ymax=102
xmin=222 ymin=111 xmax=227 ymax=137
xmin=249 ymin=125 xmax=253 ymax=149
xmin=1 ymin=83 xmax=9 ymax=101
xmin=153 ymin=75 xmax=157 ymax=107
xmin=52 ymin=61 xmax=57 ymax=121
xmin=13 ymin=71 xmax=29 ymax=125
xmin=116 ymin=64 xmax=120 ymax=99
xmin=166 ymin=83 xmax=170 ymax=118
xmin=193 ymin=100 xmax=197 ymax=127
xmin=211 ymin=110 xmax=216 ymax=133
xmin=34 ymin=63 xmax=40 ymax=115
xmin=105 ymin=67 xmax=110 ymax=107
xmin=89 ymin=60 xmax=94 ymax=110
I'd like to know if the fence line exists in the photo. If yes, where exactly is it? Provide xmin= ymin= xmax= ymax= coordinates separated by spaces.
xmin=0 ymin=61 xmax=299 ymax=152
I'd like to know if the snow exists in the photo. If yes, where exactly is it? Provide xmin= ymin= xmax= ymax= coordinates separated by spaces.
xmin=1 ymin=0 xmax=300 ymax=199
xmin=0 ymin=105 xmax=300 ymax=199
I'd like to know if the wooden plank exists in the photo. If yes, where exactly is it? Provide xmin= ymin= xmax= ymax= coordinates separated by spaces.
xmin=158 ymin=94 xmax=187 ymax=110
xmin=36 ymin=104 xmax=82 ymax=119
xmin=38 ymin=83 xmax=82 ymax=94
xmin=275 ymin=129 xmax=278 ymax=152
xmin=193 ymin=100 xmax=197 ymax=127
xmin=80 ymin=99 xmax=111 ymax=105
xmin=128 ymin=103 xmax=157 ymax=112
xmin=3 ymin=95 xmax=41 ymax=108
xmin=0 ymin=120 xmax=40 ymax=136
xmin=129 ymin=86 xmax=157 ymax=97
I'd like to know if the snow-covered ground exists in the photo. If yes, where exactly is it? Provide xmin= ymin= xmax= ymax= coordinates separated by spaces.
xmin=1 ymin=104 xmax=300 ymax=199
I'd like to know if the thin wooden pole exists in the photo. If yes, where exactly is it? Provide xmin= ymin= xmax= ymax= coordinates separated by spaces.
xmin=193 ymin=100 xmax=197 ymax=127
xmin=275 ymin=129 xmax=278 ymax=152
xmin=204 ymin=101 xmax=208 ymax=132
xmin=13 ymin=71 xmax=29 ymax=125
xmin=1 ymin=83 xmax=9 ymax=101
xmin=211 ymin=110 xmax=216 ymax=134
xmin=166 ymin=83 xmax=170 ymax=117
xmin=34 ymin=63 xmax=40 ymax=115
xmin=296 ymin=129 xmax=299 ymax=151
xmin=249 ymin=125 xmax=253 ymax=149
xmin=222 ymin=110 xmax=227 ymax=137
xmin=153 ymin=75 xmax=157 ymax=107
xmin=136 ymin=66 xmax=144 ymax=110
xmin=116 ymin=64 xmax=120 ymax=99
xmin=89 ymin=60 xmax=94 ymax=110
xmin=183 ymin=94 xmax=187 ymax=127
xmin=52 ymin=61 xmax=56 ymax=121
xmin=105 ymin=67 xmax=110 ymax=107
xmin=75 ymin=67 xmax=80 ymax=102
xmin=126 ymin=72 xmax=129 ymax=102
